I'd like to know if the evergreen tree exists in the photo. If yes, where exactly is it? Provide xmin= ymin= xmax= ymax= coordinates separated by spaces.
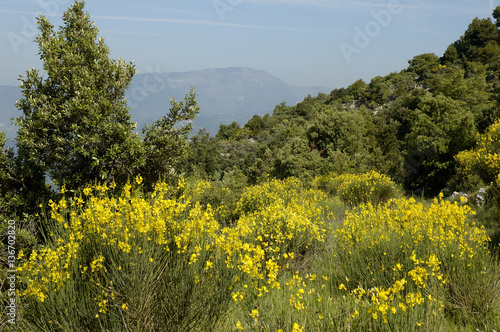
xmin=15 ymin=1 xmax=142 ymax=190
xmin=15 ymin=1 xmax=199 ymax=191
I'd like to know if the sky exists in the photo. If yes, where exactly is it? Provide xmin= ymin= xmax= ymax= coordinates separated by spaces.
xmin=0 ymin=0 xmax=497 ymax=89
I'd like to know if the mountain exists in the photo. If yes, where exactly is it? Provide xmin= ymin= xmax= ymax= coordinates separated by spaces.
xmin=125 ymin=67 xmax=331 ymax=135
xmin=0 ymin=67 xmax=331 ymax=147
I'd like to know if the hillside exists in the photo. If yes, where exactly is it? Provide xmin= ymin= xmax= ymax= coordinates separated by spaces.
xmin=3 ymin=3 xmax=500 ymax=331
xmin=184 ymin=13 xmax=500 ymax=197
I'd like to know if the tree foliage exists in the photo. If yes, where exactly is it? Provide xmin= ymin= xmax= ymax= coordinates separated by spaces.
xmin=15 ymin=1 xmax=198 ymax=192
xmin=0 ymin=130 xmax=48 ymax=220
xmin=141 ymin=88 xmax=199 ymax=189
xmin=16 ymin=1 xmax=140 ymax=189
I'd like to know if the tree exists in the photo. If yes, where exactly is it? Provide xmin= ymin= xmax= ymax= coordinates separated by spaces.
xmin=244 ymin=115 xmax=265 ymax=136
xmin=407 ymin=53 xmax=440 ymax=80
xmin=182 ymin=128 xmax=221 ymax=178
xmin=401 ymin=93 xmax=476 ymax=193
xmin=0 ymin=131 xmax=19 ymax=218
xmin=453 ymin=17 xmax=499 ymax=64
xmin=272 ymin=136 xmax=324 ymax=181
xmin=441 ymin=44 xmax=459 ymax=65
xmin=346 ymin=79 xmax=367 ymax=101
xmin=216 ymin=121 xmax=242 ymax=140
xmin=141 ymin=88 xmax=199 ymax=189
xmin=16 ymin=1 xmax=143 ymax=190
xmin=493 ymin=6 xmax=500 ymax=28
xmin=307 ymin=108 xmax=369 ymax=157
xmin=0 ymin=131 xmax=48 ymax=218
xmin=15 ymin=1 xmax=199 ymax=191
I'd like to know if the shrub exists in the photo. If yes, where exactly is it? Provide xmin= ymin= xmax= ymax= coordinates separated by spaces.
xmin=314 ymin=171 xmax=400 ymax=206
xmin=234 ymin=178 xmax=332 ymax=257
xmin=17 ymin=178 xmax=234 ymax=331
xmin=456 ymin=119 xmax=500 ymax=185
xmin=456 ymin=119 xmax=500 ymax=239
xmin=16 ymin=177 xmax=337 ymax=331
xmin=228 ymin=196 xmax=500 ymax=331
xmin=330 ymin=196 xmax=499 ymax=329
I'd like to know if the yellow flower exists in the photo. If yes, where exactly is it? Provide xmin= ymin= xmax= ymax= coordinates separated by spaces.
xmin=83 ymin=187 xmax=92 ymax=196
xmin=250 ymin=309 xmax=259 ymax=318
xmin=235 ymin=321 xmax=244 ymax=330
xmin=37 ymin=292 xmax=46 ymax=302
xmin=121 ymin=303 xmax=128 ymax=310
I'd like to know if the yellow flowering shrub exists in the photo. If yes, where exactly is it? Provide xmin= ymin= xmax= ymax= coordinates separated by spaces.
xmin=16 ymin=176 xmax=499 ymax=331
xmin=185 ymin=178 xmax=241 ymax=224
xmin=327 ymin=195 xmax=492 ymax=328
xmin=456 ymin=119 xmax=500 ymax=184
xmin=216 ymin=178 xmax=333 ymax=299
xmin=314 ymin=171 xmax=400 ymax=206
xmin=239 ymin=193 xmax=496 ymax=331
xmin=18 ymin=179 xmax=230 ymax=330
xmin=235 ymin=178 xmax=328 ymax=253
xmin=336 ymin=195 xmax=487 ymax=261
xmin=17 ymin=177 xmax=336 ymax=331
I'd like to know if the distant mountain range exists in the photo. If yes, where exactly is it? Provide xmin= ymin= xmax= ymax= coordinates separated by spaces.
xmin=0 ymin=67 xmax=331 ymax=146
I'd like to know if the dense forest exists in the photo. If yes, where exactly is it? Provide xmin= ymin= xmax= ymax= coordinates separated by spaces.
xmin=2 ymin=1 xmax=500 ymax=331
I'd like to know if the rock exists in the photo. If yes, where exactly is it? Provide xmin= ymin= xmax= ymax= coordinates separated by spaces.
xmin=475 ymin=188 xmax=486 ymax=208
xmin=451 ymin=191 xmax=468 ymax=203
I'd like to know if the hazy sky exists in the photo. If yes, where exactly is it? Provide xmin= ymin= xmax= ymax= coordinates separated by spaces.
xmin=0 ymin=0 xmax=497 ymax=89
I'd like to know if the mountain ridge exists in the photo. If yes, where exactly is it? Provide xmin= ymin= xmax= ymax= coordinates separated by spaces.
xmin=126 ymin=67 xmax=330 ymax=135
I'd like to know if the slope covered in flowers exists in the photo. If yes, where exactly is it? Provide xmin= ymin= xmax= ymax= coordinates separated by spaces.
xmin=13 ymin=173 xmax=500 ymax=331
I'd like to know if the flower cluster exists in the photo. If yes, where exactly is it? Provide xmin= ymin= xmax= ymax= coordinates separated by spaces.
xmin=314 ymin=171 xmax=399 ymax=206
xmin=456 ymin=119 xmax=500 ymax=184
xmin=335 ymin=195 xmax=487 ymax=261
